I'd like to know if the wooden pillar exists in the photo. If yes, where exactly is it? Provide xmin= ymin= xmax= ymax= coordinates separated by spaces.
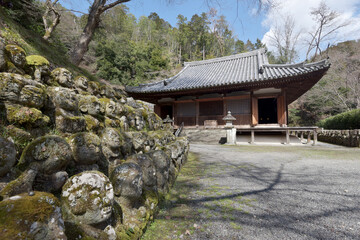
xmin=154 ymin=104 xmax=161 ymax=117
xmin=195 ymin=101 xmax=199 ymax=127
xmin=277 ymin=90 xmax=286 ymax=126
xmin=173 ymin=103 xmax=177 ymax=126
xmin=251 ymin=92 xmax=258 ymax=126
xmin=300 ymin=132 xmax=304 ymax=142
xmin=251 ymin=130 xmax=255 ymax=144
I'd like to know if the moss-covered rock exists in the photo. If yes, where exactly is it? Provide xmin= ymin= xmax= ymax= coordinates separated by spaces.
xmin=4 ymin=44 xmax=26 ymax=69
xmin=0 ymin=72 xmax=25 ymax=102
xmin=25 ymin=55 xmax=50 ymax=81
xmin=0 ymin=168 xmax=38 ymax=198
xmin=47 ymin=86 xmax=78 ymax=111
xmin=68 ymin=132 xmax=103 ymax=166
xmin=84 ymin=114 xmax=104 ymax=132
xmin=18 ymin=135 xmax=72 ymax=174
xmin=0 ymin=191 xmax=66 ymax=240
xmin=55 ymin=108 xmax=87 ymax=133
xmin=51 ymin=68 xmax=74 ymax=88
xmin=127 ymin=154 xmax=157 ymax=192
xmin=146 ymin=150 xmax=171 ymax=195
xmin=110 ymin=162 xmax=143 ymax=206
xmin=101 ymin=128 xmax=123 ymax=165
xmin=88 ymin=81 xmax=101 ymax=97
xmin=26 ymin=55 xmax=50 ymax=66
xmin=61 ymin=171 xmax=114 ymax=225
xmin=19 ymin=84 xmax=46 ymax=108
xmin=5 ymin=103 xmax=50 ymax=128
xmin=0 ymin=137 xmax=16 ymax=177
xmin=74 ymin=75 xmax=88 ymax=91
xmin=78 ymin=95 xmax=105 ymax=118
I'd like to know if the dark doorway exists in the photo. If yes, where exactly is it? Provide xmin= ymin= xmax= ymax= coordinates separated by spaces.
xmin=160 ymin=105 xmax=173 ymax=120
xmin=258 ymin=98 xmax=277 ymax=124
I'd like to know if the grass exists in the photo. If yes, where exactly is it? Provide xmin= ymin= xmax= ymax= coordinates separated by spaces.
xmin=142 ymin=151 xmax=257 ymax=239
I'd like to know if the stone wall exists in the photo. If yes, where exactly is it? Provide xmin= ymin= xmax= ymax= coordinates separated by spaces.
xmin=180 ymin=129 xmax=227 ymax=144
xmin=0 ymin=44 xmax=189 ymax=239
xmin=317 ymin=129 xmax=360 ymax=147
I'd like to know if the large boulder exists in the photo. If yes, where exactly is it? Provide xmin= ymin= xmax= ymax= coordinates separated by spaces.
xmin=51 ymin=68 xmax=74 ymax=88
xmin=0 ymin=192 xmax=66 ymax=240
xmin=55 ymin=108 xmax=87 ymax=133
xmin=110 ymin=162 xmax=143 ymax=203
xmin=74 ymin=76 xmax=88 ymax=91
xmin=18 ymin=135 xmax=72 ymax=174
xmin=47 ymin=87 xmax=78 ymax=111
xmin=5 ymin=44 xmax=26 ymax=69
xmin=68 ymin=132 xmax=103 ymax=165
xmin=19 ymin=85 xmax=46 ymax=108
xmin=5 ymin=103 xmax=50 ymax=128
xmin=0 ymin=72 xmax=26 ymax=102
xmin=61 ymin=171 xmax=114 ymax=225
xmin=78 ymin=95 xmax=105 ymax=117
xmin=25 ymin=55 xmax=50 ymax=81
xmin=127 ymin=154 xmax=157 ymax=192
xmin=0 ymin=137 xmax=16 ymax=177
xmin=101 ymin=128 xmax=123 ymax=163
xmin=147 ymin=150 xmax=171 ymax=195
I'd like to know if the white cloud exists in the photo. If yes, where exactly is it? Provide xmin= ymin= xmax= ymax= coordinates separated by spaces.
xmin=261 ymin=0 xmax=360 ymax=61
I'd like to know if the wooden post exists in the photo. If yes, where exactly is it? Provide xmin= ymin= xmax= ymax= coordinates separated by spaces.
xmin=300 ymin=132 xmax=304 ymax=142
xmin=313 ymin=130 xmax=318 ymax=146
xmin=195 ymin=101 xmax=199 ymax=127
xmin=251 ymin=92 xmax=258 ymax=126
xmin=286 ymin=130 xmax=290 ymax=144
xmin=250 ymin=130 xmax=255 ymax=144
xmin=307 ymin=131 xmax=311 ymax=144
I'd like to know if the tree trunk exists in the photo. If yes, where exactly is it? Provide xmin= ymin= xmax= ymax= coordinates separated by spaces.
xmin=70 ymin=0 xmax=130 ymax=66
xmin=70 ymin=0 xmax=104 ymax=65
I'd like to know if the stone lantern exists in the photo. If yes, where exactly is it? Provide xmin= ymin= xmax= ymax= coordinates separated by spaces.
xmin=163 ymin=115 xmax=173 ymax=130
xmin=222 ymin=111 xmax=236 ymax=145
xmin=223 ymin=111 xmax=236 ymax=127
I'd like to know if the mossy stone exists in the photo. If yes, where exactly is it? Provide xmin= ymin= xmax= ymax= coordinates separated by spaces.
xmin=4 ymin=44 xmax=26 ymax=69
xmin=68 ymin=132 xmax=103 ymax=165
xmin=5 ymin=103 xmax=50 ymax=128
xmin=26 ymin=55 xmax=49 ymax=66
xmin=61 ymin=171 xmax=114 ymax=225
xmin=0 ymin=137 xmax=16 ymax=177
xmin=0 ymin=191 xmax=66 ymax=240
xmin=18 ymin=135 xmax=72 ymax=174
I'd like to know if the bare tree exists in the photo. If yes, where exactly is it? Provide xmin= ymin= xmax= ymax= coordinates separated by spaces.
xmin=305 ymin=0 xmax=350 ymax=59
xmin=42 ymin=0 xmax=61 ymax=41
xmin=267 ymin=15 xmax=301 ymax=64
xmin=70 ymin=0 xmax=131 ymax=65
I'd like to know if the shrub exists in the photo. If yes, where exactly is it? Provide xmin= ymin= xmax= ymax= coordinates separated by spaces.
xmin=317 ymin=109 xmax=360 ymax=130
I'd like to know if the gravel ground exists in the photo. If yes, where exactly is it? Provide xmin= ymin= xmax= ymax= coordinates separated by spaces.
xmin=143 ymin=143 xmax=360 ymax=240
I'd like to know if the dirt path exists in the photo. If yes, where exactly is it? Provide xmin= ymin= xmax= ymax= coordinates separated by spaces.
xmin=142 ymin=144 xmax=360 ymax=240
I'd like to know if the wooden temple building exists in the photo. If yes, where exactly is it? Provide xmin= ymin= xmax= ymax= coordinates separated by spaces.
xmin=126 ymin=49 xmax=330 ymax=129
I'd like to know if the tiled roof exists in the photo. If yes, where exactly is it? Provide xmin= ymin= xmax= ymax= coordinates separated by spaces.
xmin=126 ymin=48 xmax=330 ymax=94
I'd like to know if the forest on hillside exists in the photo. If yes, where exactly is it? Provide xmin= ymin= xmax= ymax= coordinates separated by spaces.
xmin=1 ymin=0 xmax=359 ymax=126
xmin=1 ymin=0 xmax=267 ymax=85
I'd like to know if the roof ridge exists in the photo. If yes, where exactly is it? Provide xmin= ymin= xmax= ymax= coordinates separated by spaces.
xmin=263 ymin=59 xmax=330 ymax=68
xmin=184 ymin=48 xmax=266 ymax=67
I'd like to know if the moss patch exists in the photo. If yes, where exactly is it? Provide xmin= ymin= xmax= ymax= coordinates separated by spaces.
xmin=0 ymin=191 xmax=59 ymax=239
xmin=26 ymin=55 xmax=49 ymax=66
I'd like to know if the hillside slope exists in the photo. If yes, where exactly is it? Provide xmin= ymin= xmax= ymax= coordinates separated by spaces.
xmin=289 ymin=40 xmax=360 ymax=126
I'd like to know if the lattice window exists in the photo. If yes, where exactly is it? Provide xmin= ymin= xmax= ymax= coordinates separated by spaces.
xmin=176 ymin=102 xmax=196 ymax=116
xmin=199 ymin=101 xmax=223 ymax=116
xmin=226 ymin=98 xmax=251 ymax=114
